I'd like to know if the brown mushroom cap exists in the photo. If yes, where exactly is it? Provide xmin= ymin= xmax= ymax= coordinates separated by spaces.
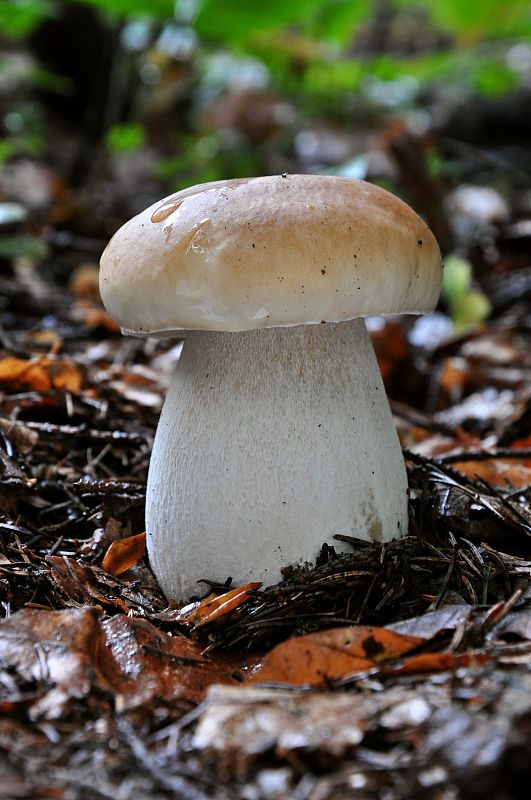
xmin=99 ymin=174 xmax=442 ymax=334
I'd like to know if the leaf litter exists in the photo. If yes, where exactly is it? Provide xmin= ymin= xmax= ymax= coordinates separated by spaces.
xmin=1 ymin=149 xmax=531 ymax=800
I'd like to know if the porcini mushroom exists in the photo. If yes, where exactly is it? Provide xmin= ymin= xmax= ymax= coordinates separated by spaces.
xmin=99 ymin=175 xmax=442 ymax=600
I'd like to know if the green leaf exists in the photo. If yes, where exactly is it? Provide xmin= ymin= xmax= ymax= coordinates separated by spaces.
xmin=442 ymin=255 xmax=491 ymax=330
xmin=304 ymin=58 xmax=364 ymax=93
xmin=0 ymin=236 xmax=48 ymax=260
xmin=0 ymin=141 xmax=16 ymax=167
xmin=106 ymin=123 xmax=146 ymax=154
xmin=452 ymin=291 xmax=491 ymax=331
xmin=194 ymin=0 xmax=327 ymax=43
xmin=305 ymin=0 xmax=371 ymax=44
xmin=473 ymin=62 xmax=518 ymax=96
xmin=73 ymin=0 xmax=175 ymax=19
xmin=0 ymin=0 xmax=54 ymax=39
xmin=442 ymin=254 xmax=472 ymax=302
xmin=403 ymin=0 xmax=531 ymax=38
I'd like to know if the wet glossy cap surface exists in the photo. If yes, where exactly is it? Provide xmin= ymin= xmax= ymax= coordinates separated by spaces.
xmin=99 ymin=174 xmax=442 ymax=334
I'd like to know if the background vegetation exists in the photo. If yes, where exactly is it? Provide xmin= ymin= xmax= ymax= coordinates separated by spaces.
xmin=2 ymin=0 xmax=530 ymax=330
xmin=2 ymin=0 xmax=530 ymax=196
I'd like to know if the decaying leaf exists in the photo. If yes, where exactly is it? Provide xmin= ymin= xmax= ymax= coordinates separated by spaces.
xmin=188 ymin=672 xmax=531 ymax=792
xmin=249 ymin=625 xmax=424 ymax=686
xmin=388 ymin=605 xmax=472 ymax=638
xmin=0 ymin=606 xmax=106 ymax=719
xmin=46 ymin=554 xmax=165 ymax=615
xmin=0 ymin=606 xmax=237 ymax=720
xmin=101 ymin=532 xmax=146 ymax=575
xmin=192 ymin=685 xmax=372 ymax=777
xmin=47 ymin=555 xmax=130 ymax=612
xmin=100 ymin=615 xmax=237 ymax=710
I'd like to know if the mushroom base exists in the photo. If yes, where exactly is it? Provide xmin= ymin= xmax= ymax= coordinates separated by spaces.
xmin=146 ymin=319 xmax=408 ymax=601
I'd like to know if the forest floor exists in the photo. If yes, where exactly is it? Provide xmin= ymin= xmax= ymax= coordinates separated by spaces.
xmin=1 ymin=59 xmax=531 ymax=799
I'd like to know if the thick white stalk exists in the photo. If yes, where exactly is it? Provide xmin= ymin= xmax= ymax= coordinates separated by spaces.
xmin=146 ymin=319 xmax=408 ymax=600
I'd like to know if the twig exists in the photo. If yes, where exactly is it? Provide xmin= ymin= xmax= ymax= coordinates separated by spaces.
xmin=23 ymin=420 xmax=149 ymax=443
xmin=437 ymin=448 xmax=531 ymax=463
xmin=435 ymin=547 xmax=458 ymax=608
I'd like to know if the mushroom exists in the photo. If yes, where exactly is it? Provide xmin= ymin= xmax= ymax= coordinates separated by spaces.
xmin=99 ymin=175 xmax=442 ymax=600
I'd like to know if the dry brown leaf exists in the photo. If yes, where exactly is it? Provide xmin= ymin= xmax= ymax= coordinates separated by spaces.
xmin=47 ymin=555 xmax=131 ymax=612
xmin=383 ymin=651 xmax=490 ymax=676
xmin=0 ymin=355 xmax=82 ymax=393
xmin=439 ymin=356 xmax=469 ymax=400
xmin=101 ymin=532 xmax=146 ymax=576
xmin=0 ymin=774 xmax=62 ymax=799
xmin=69 ymin=263 xmax=100 ymax=300
xmin=513 ymin=435 xmax=531 ymax=449
xmin=452 ymin=458 xmax=531 ymax=488
xmin=248 ymin=626 xmax=424 ymax=686
xmin=180 ymin=582 xmax=262 ymax=628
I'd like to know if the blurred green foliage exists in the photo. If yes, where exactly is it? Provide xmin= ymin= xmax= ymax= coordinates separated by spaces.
xmin=2 ymin=0 xmax=529 ymax=178
xmin=1 ymin=0 xmax=528 ymax=130
xmin=442 ymin=255 xmax=491 ymax=331
xmin=1 ymin=0 xmax=528 ymax=330
xmin=415 ymin=0 xmax=531 ymax=38
xmin=106 ymin=122 xmax=146 ymax=153
xmin=0 ymin=234 xmax=48 ymax=260
xmin=0 ymin=0 xmax=55 ymax=39
xmin=2 ymin=0 xmax=529 ymax=193
xmin=1 ymin=0 xmax=530 ymax=186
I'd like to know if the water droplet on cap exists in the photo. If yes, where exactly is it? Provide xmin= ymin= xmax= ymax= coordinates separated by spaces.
xmin=151 ymin=198 xmax=184 ymax=223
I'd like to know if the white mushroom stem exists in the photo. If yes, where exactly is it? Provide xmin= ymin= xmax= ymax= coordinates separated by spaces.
xmin=146 ymin=318 xmax=408 ymax=601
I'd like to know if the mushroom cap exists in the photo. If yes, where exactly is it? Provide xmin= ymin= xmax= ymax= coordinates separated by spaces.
xmin=99 ymin=174 xmax=442 ymax=334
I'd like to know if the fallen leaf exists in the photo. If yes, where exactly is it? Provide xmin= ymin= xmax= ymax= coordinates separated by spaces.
xmin=192 ymin=685 xmax=371 ymax=777
xmin=47 ymin=555 xmax=130 ymax=612
xmin=495 ymin=609 xmax=531 ymax=641
xmin=0 ymin=606 xmax=105 ymax=719
xmin=452 ymin=458 xmax=531 ymax=489
xmin=388 ymin=605 xmax=472 ymax=639
xmin=108 ymin=378 xmax=164 ymax=408
xmin=0 ymin=606 xmax=237 ymax=720
xmin=71 ymin=303 xmax=120 ymax=332
xmin=47 ymin=555 xmax=165 ymax=615
xmin=0 ymin=775 xmax=62 ymax=799
xmin=435 ymin=388 xmax=518 ymax=431
xmin=0 ymin=355 xmax=82 ymax=393
xmin=180 ymin=582 xmax=262 ymax=628
xmin=102 ymin=532 xmax=146 ymax=575
xmin=248 ymin=626 xmax=424 ymax=686
xmin=439 ymin=356 xmax=469 ymax=401
xmin=100 ymin=615 xmax=236 ymax=710
xmin=69 ymin=263 xmax=100 ymax=300
xmin=383 ymin=651 xmax=490 ymax=676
